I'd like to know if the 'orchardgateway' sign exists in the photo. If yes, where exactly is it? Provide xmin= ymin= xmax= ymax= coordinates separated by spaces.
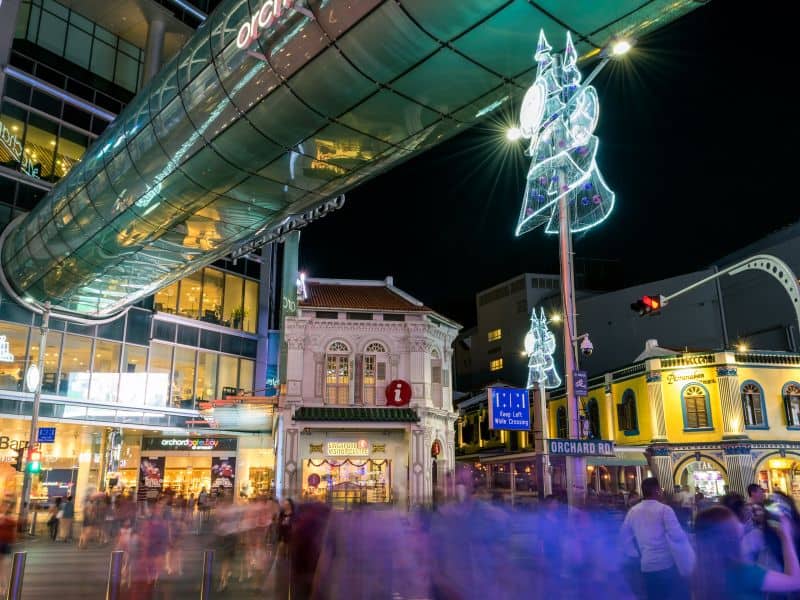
xmin=236 ymin=0 xmax=296 ymax=49
xmin=547 ymin=439 xmax=615 ymax=457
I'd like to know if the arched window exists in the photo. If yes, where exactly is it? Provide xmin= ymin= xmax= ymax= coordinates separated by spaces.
xmin=431 ymin=347 xmax=443 ymax=408
xmin=362 ymin=342 xmax=387 ymax=406
xmin=325 ymin=341 xmax=350 ymax=405
xmin=741 ymin=382 xmax=767 ymax=428
xmin=784 ymin=383 xmax=800 ymax=427
xmin=556 ymin=406 xmax=568 ymax=439
xmin=682 ymin=383 xmax=712 ymax=430
xmin=617 ymin=389 xmax=638 ymax=435
xmin=586 ymin=398 xmax=601 ymax=439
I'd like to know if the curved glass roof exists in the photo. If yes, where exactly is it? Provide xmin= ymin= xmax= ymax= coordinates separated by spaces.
xmin=1 ymin=0 xmax=698 ymax=316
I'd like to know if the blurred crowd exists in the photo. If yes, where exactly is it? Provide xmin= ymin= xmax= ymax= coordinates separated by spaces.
xmin=7 ymin=477 xmax=800 ymax=599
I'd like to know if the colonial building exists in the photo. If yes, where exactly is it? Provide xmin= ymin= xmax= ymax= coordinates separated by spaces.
xmin=456 ymin=345 xmax=800 ymax=502
xmin=275 ymin=277 xmax=460 ymax=508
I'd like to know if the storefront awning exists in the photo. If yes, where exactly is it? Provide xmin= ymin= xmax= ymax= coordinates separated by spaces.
xmin=587 ymin=451 xmax=648 ymax=467
xmin=293 ymin=407 xmax=419 ymax=423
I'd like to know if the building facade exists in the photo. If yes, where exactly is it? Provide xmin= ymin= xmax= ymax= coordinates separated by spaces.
xmin=276 ymin=277 xmax=459 ymax=508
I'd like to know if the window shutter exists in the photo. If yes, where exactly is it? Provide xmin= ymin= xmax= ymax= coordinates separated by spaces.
xmin=686 ymin=397 xmax=698 ymax=429
xmin=785 ymin=395 xmax=794 ymax=426
xmin=443 ymin=370 xmax=450 ymax=387
xmin=354 ymin=353 xmax=363 ymax=405
xmin=617 ymin=404 xmax=627 ymax=430
xmin=377 ymin=362 xmax=386 ymax=381
xmin=752 ymin=395 xmax=763 ymax=425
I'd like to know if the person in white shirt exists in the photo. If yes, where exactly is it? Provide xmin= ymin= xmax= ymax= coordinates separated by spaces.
xmin=620 ymin=477 xmax=696 ymax=600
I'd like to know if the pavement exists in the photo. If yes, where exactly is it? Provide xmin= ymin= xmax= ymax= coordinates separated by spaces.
xmin=10 ymin=533 xmax=270 ymax=599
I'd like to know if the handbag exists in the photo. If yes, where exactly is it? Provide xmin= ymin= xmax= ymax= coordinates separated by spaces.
xmin=662 ymin=504 xmax=695 ymax=577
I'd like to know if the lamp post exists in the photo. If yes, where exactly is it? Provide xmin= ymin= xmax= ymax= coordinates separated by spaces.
xmin=511 ymin=31 xmax=630 ymax=506
xmin=19 ymin=302 xmax=49 ymax=531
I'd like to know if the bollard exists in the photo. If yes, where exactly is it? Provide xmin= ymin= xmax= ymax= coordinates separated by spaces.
xmin=105 ymin=550 xmax=124 ymax=600
xmin=28 ymin=511 xmax=37 ymax=536
xmin=200 ymin=549 xmax=214 ymax=600
xmin=5 ymin=551 xmax=26 ymax=600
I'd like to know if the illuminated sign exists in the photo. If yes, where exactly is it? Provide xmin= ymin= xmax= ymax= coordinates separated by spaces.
xmin=235 ymin=0 xmax=295 ymax=49
xmin=488 ymin=387 xmax=531 ymax=431
xmin=0 ymin=336 xmax=14 ymax=362
xmin=547 ymin=439 xmax=615 ymax=457
xmin=326 ymin=439 xmax=369 ymax=457
xmin=0 ymin=120 xmax=40 ymax=178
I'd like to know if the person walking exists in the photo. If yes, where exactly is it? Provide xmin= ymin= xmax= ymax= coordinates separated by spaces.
xmin=47 ymin=497 xmax=62 ymax=541
xmin=58 ymin=495 xmax=74 ymax=542
xmin=0 ymin=501 xmax=18 ymax=597
xmin=620 ymin=477 xmax=695 ymax=600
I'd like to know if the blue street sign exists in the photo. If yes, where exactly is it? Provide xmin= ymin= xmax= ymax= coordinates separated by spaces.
xmin=574 ymin=370 xmax=588 ymax=396
xmin=37 ymin=427 xmax=56 ymax=443
xmin=488 ymin=387 xmax=531 ymax=431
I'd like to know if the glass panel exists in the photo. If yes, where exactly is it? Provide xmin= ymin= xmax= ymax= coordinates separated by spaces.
xmin=37 ymin=10 xmax=67 ymax=55
xmin=60 ymin=334 xmax=92 ymax=399
xmin=119 ymin=344 xmax=147 ymax=405
xmin=114 ymin=52 xmax=139 ymax=92
xmin=196 ymin=351 xmax=217 ymax=402
xmin=14 ymin=2 xmax=30 ymax=39
xmin=126 ymin=308 xmax=151 ymax=345
xmin=223 ymin=273 xmax=244 ymax=327
xmin=154 ymin=282 xmax=179 ymax=314
xmin=28 ymin=330 xmax=62 ymax=394
xmin=178 ymin=271 xmax=203 ymax=319
xmin=89 ymin=339 xmax=121 ymax=403
xmin=243 ymin=279 xmax=258 ymax=333
xmin=0 ymin=323 xmax=30 ymax=392
xmin=65 ymin=24 xmax=92 ymax=69
xmin=145 ymin=343 xmax=172 ymax=406
xmin=56 ymin=127 xmax=88 ymax=179
xmin=201 ymin=268 xmax=224 ymax=324
xmin=27 ymin=4 xmax=40 ymax=43
xmin=217 ymin=354 xmax=238 ymax=398
xmin=172 ymin=347 xmax=196 ymax=408
xmin=43 ymin=0 xmax=69 ymax=19
xmin=95 ymin=25 xmax=115 ymax=45
xmin=238 ymin=358 xmax=254 ymax=393
xmin=338 ymin=90 xmax=439 ymax=145
xmin=0 ymin=104 xmax=26 ymax=172
xmin=23 ymin=113 xmax=58 ymax=179
xmin=91 ymin=40 xmax=115 ymax=81
xmin=69 ymin=10 xmax=93 ymax=33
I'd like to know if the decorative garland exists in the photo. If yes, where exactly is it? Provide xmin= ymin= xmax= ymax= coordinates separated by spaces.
xmin=306 ymin=458 xmax=389 ymax=468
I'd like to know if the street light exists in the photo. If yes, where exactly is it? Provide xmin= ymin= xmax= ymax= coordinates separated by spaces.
xmin=506 ymin=127 xmax=523 ymax=141
xmin=611 ymin=39 xmax=632 ymax=56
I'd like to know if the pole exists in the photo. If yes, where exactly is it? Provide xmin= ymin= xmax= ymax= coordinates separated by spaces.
xmin=200 ymin=549 xmax=214 ymax=600
xmin=18 ymin=303 xmax=49 ymax=531
xmin=105 ymin=551 xmax=124 ymax=600
xmin=5 ymin=552 xmax=26 ymax=600
xmin=558 ymin=190 xmax=586 ymax=507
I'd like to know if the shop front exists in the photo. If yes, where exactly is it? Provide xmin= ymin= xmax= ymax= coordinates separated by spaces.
xmin=676 ymin=459 xmax=727 ymax=498
xmin=298 ymin=431 xmax=407 ymax=507
xmin=755 ymin=455 xmax=800 ymax=502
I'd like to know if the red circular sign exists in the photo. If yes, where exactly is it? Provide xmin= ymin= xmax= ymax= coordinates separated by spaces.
xmin=431 ymin=440 xmax=442 ymax=457
xmin=307 ymin=474 xmax=321 ymax=488
xmin=385 ymin=380 xmax=412 ymax=406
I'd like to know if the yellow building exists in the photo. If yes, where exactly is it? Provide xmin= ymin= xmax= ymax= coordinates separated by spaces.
xmin=546 ymin=350 xmax=800 ymax=499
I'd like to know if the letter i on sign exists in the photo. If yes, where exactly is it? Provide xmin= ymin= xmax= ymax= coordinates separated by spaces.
xmin=394 ymin=384 xmax=402 ymax=403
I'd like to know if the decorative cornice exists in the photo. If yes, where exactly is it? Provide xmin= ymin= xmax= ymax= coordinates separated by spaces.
xmin=286 ymin=337 xmax=304 ymax=350
xmin=723 ymin=443 xmax=752 ymax=455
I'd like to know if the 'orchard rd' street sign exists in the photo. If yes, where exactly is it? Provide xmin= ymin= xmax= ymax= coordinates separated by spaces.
xmin=547 ymin=439 xmax=615 ymax=457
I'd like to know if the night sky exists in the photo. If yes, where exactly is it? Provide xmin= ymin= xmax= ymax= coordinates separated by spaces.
xmin=300 ymin=2 xmax=795 ymax=328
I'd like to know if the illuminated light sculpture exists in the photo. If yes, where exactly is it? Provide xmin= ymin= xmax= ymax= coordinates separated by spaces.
xmin=524 ymin=308 xmax=561 ymax=389
xmin=515 ymin=31 xmax=615 ymax=236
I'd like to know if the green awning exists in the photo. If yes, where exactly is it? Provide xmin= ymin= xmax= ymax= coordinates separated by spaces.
xmin=293 ymin=406 xmax=419 ymax=423
xmin=586 ymin=452 xmax=648 ymax=467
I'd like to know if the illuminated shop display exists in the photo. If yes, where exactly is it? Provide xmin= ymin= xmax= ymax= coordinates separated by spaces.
xmin=515 ymin=31 xmax=615 ymax=236
xmin=0 ymin=1 xmax=694 ymax=316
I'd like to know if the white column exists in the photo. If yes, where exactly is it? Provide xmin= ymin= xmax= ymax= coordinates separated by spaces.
xmin=143 ymin=16 xmax=167 ymax=84
xmin=635 ymin=465 xmax=643 ymax=495
xmin=409 ymin=427 xmax=426 ymax=507
xmin=73 ymin=431 xmax=94 ymax=522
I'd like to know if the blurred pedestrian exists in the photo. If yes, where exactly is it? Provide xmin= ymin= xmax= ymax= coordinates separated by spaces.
xmin=58 ymin=495 xmax=74 ymax=542
xmin=47 ymin=497 xmax=62 ymax=541
xmin=0 ymin=501 xmax=17 ymax=596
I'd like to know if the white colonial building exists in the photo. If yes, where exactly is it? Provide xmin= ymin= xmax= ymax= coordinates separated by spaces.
xmin=275 ymin=276 xmax=460 ymax=508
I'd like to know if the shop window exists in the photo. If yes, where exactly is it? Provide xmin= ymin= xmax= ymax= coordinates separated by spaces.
xmin=119 ymin=344 xmax=147 ymax=404
xmin=489 ymin=358 xmax=503 ymax=372
xmin=146 ymin=343 xmax=172 ymax=406
xmin=0 ymin=322 xmax=31 ymax=392
xmin=617 ymin=389 xmax=639 ymax=435
xmin=178 ymin=271 xmax=203 ymax=319
xmin=89 ymin=339 xmax=121 ymax=404
xmin=487 ymin=328 xmax=502 ymax=342
xmin=238 ymin=358 xmax=255 ymax=393
xmin=154 ymin=282 xmax=179 ymax=314
xmin=326 ymin=341 xmax=350 ymax=405
xmin=196 ymin=351 xmax=218 ymax=402
xmin=173 ymin=347 xmax=196 ymax=408
xmin=362 ymin=342 xmax=387 ymax=406
xmin=217 ymin=354 xmax=239 ymax=398
xmin=586 ymin=398 xmax=600 ymax=439
xmin=682 ymin=383 xmax=712 ymax=430
xmin=741 ymin=381 xmax=767 ymax=428
xmin=59 ymin=334 xmax=92 ymax=399
xmin=783 ymin=383 xmax=800 ymax=428
xmin=223 ymin=273 xmax=244 ymax=326
xmin=23 ymin=113 xmax=58 ymax=179
xmin=56 ymin=127 xmax=87 ymax=178
xmin=243 ymin=279 xmax=259 ymax=333
xmin=201 ymin=268 xmax=224 ymax=324
xmin=556 ymin=406 xmax=567 ymax=439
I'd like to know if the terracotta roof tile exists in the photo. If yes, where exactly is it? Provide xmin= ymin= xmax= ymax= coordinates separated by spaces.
xmin=300 ymin=282 xmax=429 ymax=312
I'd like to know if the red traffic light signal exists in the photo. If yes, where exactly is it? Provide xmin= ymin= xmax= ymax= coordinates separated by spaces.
xmin=631 ymin=294 xmax=667 ymax=316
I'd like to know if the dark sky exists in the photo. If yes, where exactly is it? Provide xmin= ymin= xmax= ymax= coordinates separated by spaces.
xmin=300 ymin=2 xmax=795 ymax=328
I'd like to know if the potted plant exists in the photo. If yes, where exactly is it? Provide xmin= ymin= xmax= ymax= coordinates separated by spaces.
xmin=231 ymin=305 xmax=247 ymax=329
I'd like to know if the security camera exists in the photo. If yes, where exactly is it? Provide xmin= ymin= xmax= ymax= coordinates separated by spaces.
xmin=580 ymin=336 xmax=594 ymax=357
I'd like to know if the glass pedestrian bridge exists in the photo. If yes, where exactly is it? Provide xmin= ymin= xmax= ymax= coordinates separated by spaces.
xmin=1 ymin=0 xmax=697 ymax=316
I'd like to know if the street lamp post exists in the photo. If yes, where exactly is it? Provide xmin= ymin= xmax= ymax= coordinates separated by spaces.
xmin=19 ymin=303 xmax=49 ymax=531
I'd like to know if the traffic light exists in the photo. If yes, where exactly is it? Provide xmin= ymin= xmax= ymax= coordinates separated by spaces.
xmin=13 ymin=447 xmax=25 ymax=472
xmin=630 ymin=294 xmax=667 ymax=316
xmin=27 ymin=447 xmax=41 ymax=474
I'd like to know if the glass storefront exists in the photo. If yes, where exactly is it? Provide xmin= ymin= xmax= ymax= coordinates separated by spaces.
xmin=680 ymin=461 xmax=726 ymax=498
xmin=758 ymin=458 xmax=800 ymax=503
xmin=303 ymin=458 xmax=391 ymax=505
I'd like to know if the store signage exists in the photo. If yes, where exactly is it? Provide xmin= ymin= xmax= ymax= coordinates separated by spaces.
xmin=0 ymin=335 xmax=14 ymax=362
xmin=488 ymin=387 xmax=531 ymax=431
xmin=665 ymin=370 xmax=716 ymax=385
xmin=385 ymin=380 xmax=412 ymax=406
xmin=37 ymin=427 xmax=56 ymax=443
xmin=547 ymin=439 xmax=615 ymax=457
xmin=0 ymin=120 xmax=40 ymax=178
xmin=141 ymin=437 xmax=238 ymax=452
xmin=574 ymin=370 xmax=588 ymax=396
xmin=236 ymin=0 xmax=295 ymax=49
xmin=0 ymin=436 xmax=29 ymax=450
xmin=326 ymin=439 xmax=369 ymax=457
xmin=211 ymin=456 xmax=236 ymax=494
xmin=138 ymin=457 xmax=164 ymax=501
